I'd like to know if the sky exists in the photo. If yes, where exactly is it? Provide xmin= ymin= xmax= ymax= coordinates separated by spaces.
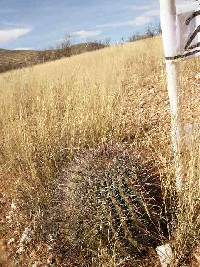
xmin=0 ymin=0 xmax=198 ymax=50
xmin=0 ymin=0 xmax=160 ymax=50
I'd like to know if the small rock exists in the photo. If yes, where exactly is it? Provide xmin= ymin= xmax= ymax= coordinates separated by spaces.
xmin=195 ymin=73 xmax=200 ymax=80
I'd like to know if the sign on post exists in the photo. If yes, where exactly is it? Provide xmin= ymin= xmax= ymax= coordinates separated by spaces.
xmin=161 ymin=0 xmax=200 ymax=60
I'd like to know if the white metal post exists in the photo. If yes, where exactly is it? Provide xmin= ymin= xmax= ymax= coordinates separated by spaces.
xmin=166 ymin=60 xmax=183 ymax=192
xmin=158 ymin=1 xmax=183 ymax=266
xmin=160 ymin=0 xmax=183 ymax=191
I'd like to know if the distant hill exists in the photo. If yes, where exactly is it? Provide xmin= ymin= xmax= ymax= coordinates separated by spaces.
xmin=0 ymin=42 xmax=106 ymax=73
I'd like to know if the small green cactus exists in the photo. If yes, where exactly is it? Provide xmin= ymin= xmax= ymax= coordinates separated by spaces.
xmin=62 ymin=143 xmax=171 ymax=263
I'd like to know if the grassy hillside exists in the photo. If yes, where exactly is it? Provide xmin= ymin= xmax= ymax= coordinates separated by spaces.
xmin=0 ymin=37 xmax=199 ymax=266
xmin=0 ymin=48 xmax=39 ymax=73
xmin=0 ymin=42 xmax=106 ymax=73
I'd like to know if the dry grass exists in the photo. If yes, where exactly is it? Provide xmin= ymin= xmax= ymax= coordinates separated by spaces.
xmin=0 ymin=43 xmax=105 ymax=73
xmin=0 ymin=37 xmax=199 ymax=266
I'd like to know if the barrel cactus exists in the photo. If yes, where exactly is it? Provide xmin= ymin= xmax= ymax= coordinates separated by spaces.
xmin=61 ymin=143 xmax=170 ymax=264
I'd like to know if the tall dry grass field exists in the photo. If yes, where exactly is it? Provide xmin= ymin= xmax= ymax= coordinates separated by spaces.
xmin=0 ymin=37 xmax=199 ymax=266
